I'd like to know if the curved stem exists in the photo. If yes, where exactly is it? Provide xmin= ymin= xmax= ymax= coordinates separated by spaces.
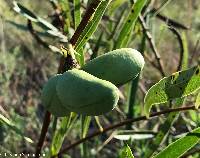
xmin=53 ymin=105 xmax=198 ymax=157
xmin=139 ymin=15 xmax=165 ymax=77
xmin=168 ymin=27 xmax=184 ymax=71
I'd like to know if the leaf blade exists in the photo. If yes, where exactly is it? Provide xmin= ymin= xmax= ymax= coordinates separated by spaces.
xmin=50 ymin=113 xmax=78 ymax=156
xmin=119 ymin=144 xmax=134 ymax=158
xmin=0 ymin=114 xmax=33 ymax=143
xmin=144 ymin=65 xmax=200 ymax=117
xmin=153 ymin=127 xmax=200 ymax=158
xmin=115 ymin=0 xmax=148 ymax=49
xmin=195 ymin=92 xmax=200 ymax=109
xmin=75 ymin=0 xmax=112 ymax=52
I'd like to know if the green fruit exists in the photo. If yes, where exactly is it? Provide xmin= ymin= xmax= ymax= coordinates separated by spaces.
xmin=56 ymin=69 xmax=119 ymax=116
xmin=41 ymin=75 xmax=70 ymax=117
xmin=82 ymin=48 xmax=145 ymax=85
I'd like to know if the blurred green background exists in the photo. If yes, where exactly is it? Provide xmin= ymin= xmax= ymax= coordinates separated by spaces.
xmin=0 ymin=0 xmax=200 ymax=157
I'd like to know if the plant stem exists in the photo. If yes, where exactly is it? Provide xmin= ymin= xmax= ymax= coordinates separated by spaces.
xmin=168 ymin=27 xmax=184 ymax=71
xmin=139 ymin=15 xmax=165 ymax=77
xmin=27 ymin=20 xmax=49 ymax=49
xmin=35 ymin=111 xmax=51 ymax=157
xmin=126 ymin=75 xmax=139 ymax=129
xmin=70 ymin=0 xmax=101 ymax=46
xmin=53 ymin=105 xmax=199 ymax=157
xmin=151 ymin=8 xmax=189 ymax=30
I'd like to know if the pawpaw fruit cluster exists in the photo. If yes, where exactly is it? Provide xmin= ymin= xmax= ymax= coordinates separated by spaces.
xmin=41 ymin=48 xmax=144 ymax=116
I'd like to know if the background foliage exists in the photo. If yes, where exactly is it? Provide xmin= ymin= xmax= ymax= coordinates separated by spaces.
xmin=0 ymin=0 xmax=200 ymax=157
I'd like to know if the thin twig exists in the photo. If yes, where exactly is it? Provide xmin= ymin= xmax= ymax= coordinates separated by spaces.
xmin=168 ymin=27 xmax=184 ymax=71
xmin=53 ymin=105 xmax=199 ymax=157
xmin=144 ymin=53 xmax=161 ymax=71
xmin=35 ymin=1 xmax=103 ymax=157
xmin=189 ymin=38 xmax=200 ymax=65
xmin=27 ymin=20 xmax=49 ymax=49
xmin=35 ymin=111 xmax=51 ymax=157
xmin=150 ymin=8 xmax=189 ymax=30
xmin=152 ymin=0 xmax=173 ymax=16
xmin=70 ymin=0 xmax=101 ymax=46
xmin=139 ymin=15 xmax=165 ymax=77
xmin=181 ymin=147 xmax=200 ymax=158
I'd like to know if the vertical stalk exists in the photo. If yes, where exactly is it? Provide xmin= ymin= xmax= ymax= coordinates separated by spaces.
xmin=126 ymin=35 xmax=146 ymax=129
xmin=35 ymin=111 xmax=51 ymax=157
xmin=126 ymin=76 xmax=140 ymax=129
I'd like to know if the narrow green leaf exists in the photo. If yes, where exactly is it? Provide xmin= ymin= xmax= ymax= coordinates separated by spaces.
xmin=144 ymin=65 xmax=200 ymax=117
xmin=0 ymin=114 xmax=33 ymax=143
xmin=81 ymin=116 xmax=91 ymax=158
xmin=94 ymin=116 xmax=103 ymax=131
xmin=75 ymin=0 xmax=112 ymax=52
xmin=13 ymin=1 xmax=68 ymax=41
xmin=181 ymin=32 xmax=189 ymax=70
xmin=115 ymin=0 xmax=148 ymax=49
xmin=195 ymin=92 xmax=200 ymax=109
xmin=114 ymin=134 xmax=153 ymax=140
xmin=77 ymin=48 xmax=85 ymax=67
xmin=58 ymin=0 xmax=72 ymax=32
xmin=73 ymin=0 xmax=81 ymax=29
xmin=108 ymin=0 xmax=128 ymax=15
xmin=50 ymin=116 xmax=70 ymax=155
xmin=153 ymin=0 xmax=173 ymax=16
xmin=50 ymin=113 xmax=78 ymax=155
xmin=107 ymin=8 xmax=128 ymax=51
xmin=13 ymin=1 xmax=54 ymax=31
xmin=114 ymin=130 xmax=154 ymax=140
xmin=91 ymin=32 xmax=103 ymax=59
xmin=119 ymin=144 xmax=134 ymax=158
xmin=13 ymin=1 xmax=38 ymax=22
xmin=81 ymin=116 xmax=91 ymax=138
xmin=6 ymin=20 xmax=60 ymax=39
xmin=153 ymin=127 xmax=200 ymax=158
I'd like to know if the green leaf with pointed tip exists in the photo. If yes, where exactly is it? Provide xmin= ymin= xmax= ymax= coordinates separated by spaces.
xmin=73 ymin=0 xmax=81 ymax=29
xmin=119 ymin=144 xmax=134 ymax=158
xmin=114 ymin=0 xmax=148 ymax=49
xmin=75 ymin=0 xmax=111 ymax=52
xmin=50 ymin=113 xmax=78 ymax=156
xmin=195 ymin=92 xmax=200 ymax=109
xmin=153 ymin=127 xmax=200 ymax=158
xmin=144 ymin=65 xmax=200 ymax=117
xmin=13 ymin=1 xmax=68 ymax=42
xmin=58 ymin=0 xmax=72 ymax=32
xmin=13 ymin=1 xmax=38 ymax=22
xmin=94 ymin=116 xmax=103 ymax=131
xmin=108 ymin=0 xmax=128 ymax=15
xmin=0 ymin=114 xmax=33 ymax=143
xmin=81 ymin=116 xmax=91 ymax=138
xmin=181 ymin=32 xmax=189 ymax=70
xmin=81 ymin=115 xmax=91 ymax=157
